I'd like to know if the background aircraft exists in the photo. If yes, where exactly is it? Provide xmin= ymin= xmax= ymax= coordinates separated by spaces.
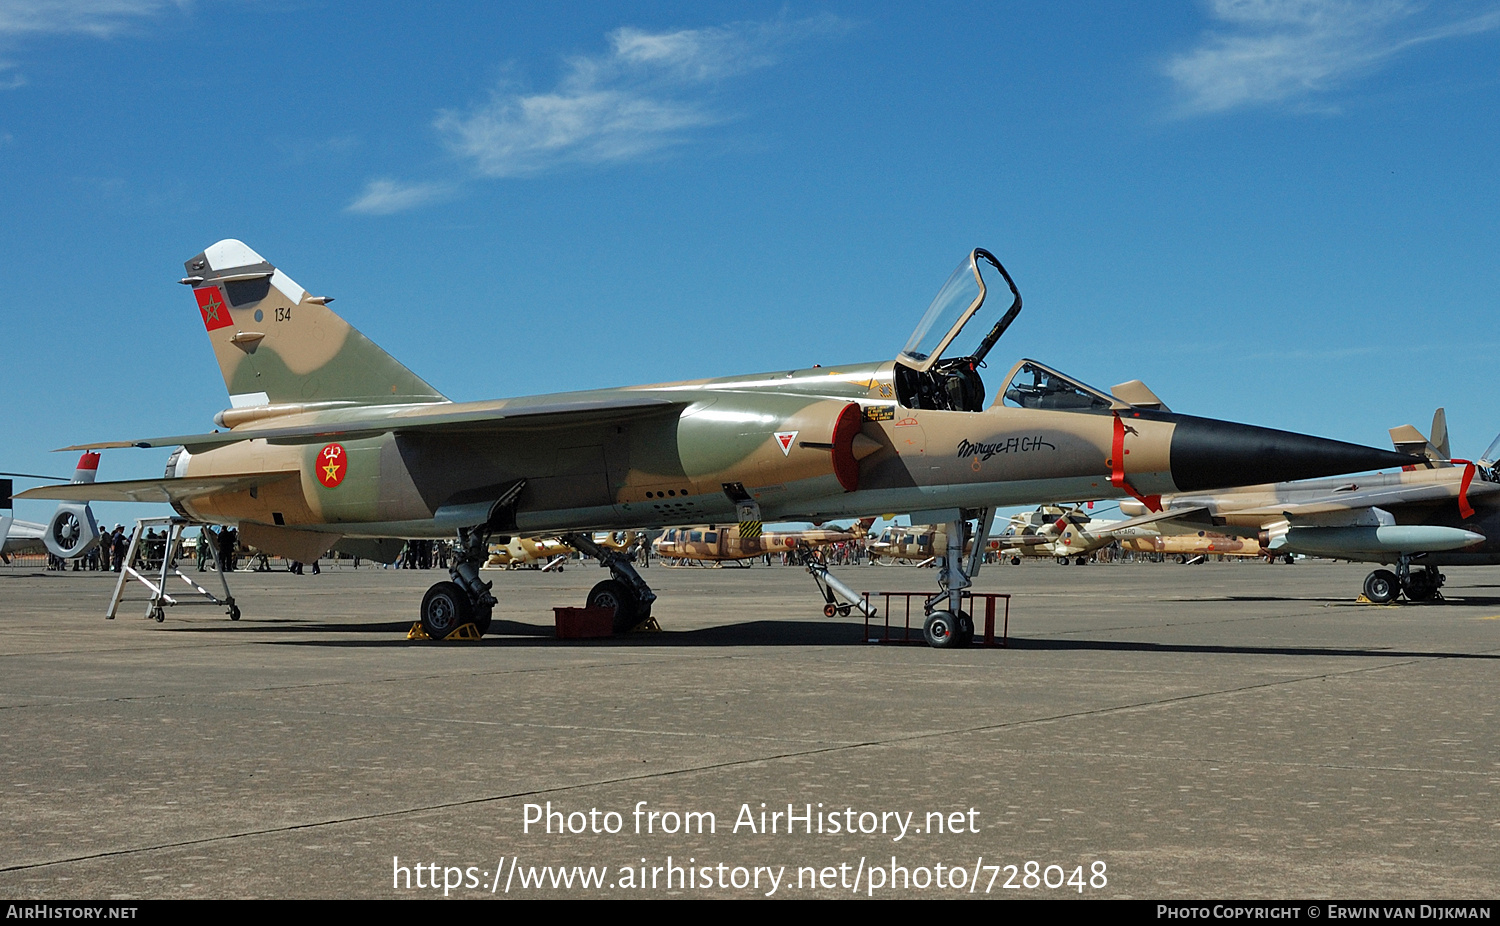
xmin=1118 ymin=531 xmax=1266 ymax=563
xmin=1112 ymin=411 xmax=1496 ymax=602
xmin=22 ymin=243 xmax=1418 ymax=645
xmin=653 ymin=520 xmax=868 ymax=564
xmin=997 ymin=504 xmax=1156 ymax=565
xmin=486 ymin=537 xmax=575 ymax=570
xmin=1 ymin=456 xmax=104 ymax=562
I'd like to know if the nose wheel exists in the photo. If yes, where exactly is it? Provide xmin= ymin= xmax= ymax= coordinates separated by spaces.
xmin=922 ymin=610 xmax=974 ymax=648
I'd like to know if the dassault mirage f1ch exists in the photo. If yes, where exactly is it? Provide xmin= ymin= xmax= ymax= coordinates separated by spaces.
xmin=22 ymin=242 xmax=1420 ymax=645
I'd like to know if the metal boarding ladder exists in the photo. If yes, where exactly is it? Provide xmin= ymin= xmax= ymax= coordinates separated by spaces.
xmin=105 ymin=517 xmax=239 ymax=622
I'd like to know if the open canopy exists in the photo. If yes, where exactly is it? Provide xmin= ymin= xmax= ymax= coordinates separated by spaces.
xmin=899 ymin=248 xmax=1021 ymax=372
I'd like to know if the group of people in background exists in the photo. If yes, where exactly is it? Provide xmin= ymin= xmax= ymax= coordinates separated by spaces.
xmin=46 ymin=524 xmax=131 ymax=573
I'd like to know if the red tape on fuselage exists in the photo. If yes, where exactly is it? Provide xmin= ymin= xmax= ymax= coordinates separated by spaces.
xmin=1111 ymin=412 xmax=1162 ymax=513
xmin=1453 ymin=459 xmax=1476 ymax=519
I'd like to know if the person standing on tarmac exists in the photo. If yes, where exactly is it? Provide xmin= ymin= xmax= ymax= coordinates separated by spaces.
xmin=197 ymin=526 xmax=215 ymax=571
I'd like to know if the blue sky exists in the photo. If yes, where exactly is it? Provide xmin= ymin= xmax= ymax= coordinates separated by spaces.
xmin=2 ymin=1 xmax=1498 ymax=528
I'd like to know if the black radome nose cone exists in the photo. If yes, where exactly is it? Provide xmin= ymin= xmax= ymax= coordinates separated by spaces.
xmin=1169 ymin=416 xmax=1421 ymax=492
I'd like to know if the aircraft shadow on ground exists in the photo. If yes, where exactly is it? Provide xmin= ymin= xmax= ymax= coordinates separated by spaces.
xmin=157 ymin=616 xmax=883 ymax=648
xmin=1004 ymin=637 xmax=1500 ymax=661
xmin=146 ymin=616 xmax=1499 ymax=659
xmin=1217 ymin=594 xmax=1500 ymax=607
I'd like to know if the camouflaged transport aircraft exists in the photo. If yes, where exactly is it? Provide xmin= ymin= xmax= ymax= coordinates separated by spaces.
xmin=1118 ymin=529 xmax=1266 ymax=563
xmin=1111 ymin=410 xmax=1499 ymax=603
xmin=652 ymin=520 xmax=869 ymax=565
xmin=21 ymin=242 xmax=1421 ymax=646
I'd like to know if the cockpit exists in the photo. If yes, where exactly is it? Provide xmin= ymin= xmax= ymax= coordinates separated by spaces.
xmin=1478 ymin=433 xmax=1500 ymax=484
xmin=894 ymin=249 xmax=1117 ymax=415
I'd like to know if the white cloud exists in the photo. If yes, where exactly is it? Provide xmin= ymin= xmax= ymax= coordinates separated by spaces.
xmin=0 ymin=0 xmax=181 ymax=38
xmin=345 ymin=179 xmax=455 ymax=215
xmin=0 ymin=0 xmax=185 ymax=88
xmin=1165 ymin=0 xmax=1500 ymax=115
xmin=435 ymin=16 xmax=836 ymax=178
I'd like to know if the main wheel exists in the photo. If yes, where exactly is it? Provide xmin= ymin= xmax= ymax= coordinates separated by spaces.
xmin=587 ymin=579 xmax=641 ymax=633
xmin=421 ymin=581 xmax=472 ymax=639
xmin=1056 ymin=556 xmax=1068 ymax=565
xmin=1404 ymin=568 xmax=1438 ymax=602
xmin=1010 ymin=556 xmax=1021 ymax=566
xmin=1075 ymin=556 xmax=1087 ymax=565
xmin=923 ymin=610 xmax=960 ymax=649
xmin=1363 ymin=570 xmax=1398 ymax=604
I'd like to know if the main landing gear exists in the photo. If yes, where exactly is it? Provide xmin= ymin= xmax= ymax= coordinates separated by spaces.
xmin=1362 ymin=555 xmax=1444 ymax=604
xmin=418 ymin=526 xmax=660 ymax=640
xmin=561 ymin=532 xmax=657 ymax=633
xmin=420 ymin=527 xmax=496 ymax=639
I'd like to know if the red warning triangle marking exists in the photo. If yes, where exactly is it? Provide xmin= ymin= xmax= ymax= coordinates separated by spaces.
xmin=774 ymin=431 xmax=798 ymax=456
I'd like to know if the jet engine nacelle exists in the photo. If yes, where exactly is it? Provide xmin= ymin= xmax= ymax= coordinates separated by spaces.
xmin=44 ymin=503 xmax=99 ymax=559
xmin=676 ymin=398 xmax=874 ymax=496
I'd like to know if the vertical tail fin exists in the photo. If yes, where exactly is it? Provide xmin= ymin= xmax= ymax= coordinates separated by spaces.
xmin=1389 ymin=408 xmax=1449 ymax=464
xmin=72 ymin=451 xmax=99 ymax=485
xmin=1429 ymin=408 xmax=1450 ymax=460
xmin=182 ymin=240 xmax=448 ymax=409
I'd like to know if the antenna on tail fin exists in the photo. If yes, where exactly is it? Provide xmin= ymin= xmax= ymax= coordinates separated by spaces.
xmin=181 ymin=240 xmax=448 ymax=410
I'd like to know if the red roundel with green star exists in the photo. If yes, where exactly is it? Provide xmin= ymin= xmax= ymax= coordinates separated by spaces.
xmin=317 ymin=443 xmax=347 ymax=488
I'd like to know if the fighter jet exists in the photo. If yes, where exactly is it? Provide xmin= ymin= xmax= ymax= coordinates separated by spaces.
xmin=21 ymin=242 xmax=1419 ymax=645
xmin=1110 ymin=410 xmax=1496 ymax=602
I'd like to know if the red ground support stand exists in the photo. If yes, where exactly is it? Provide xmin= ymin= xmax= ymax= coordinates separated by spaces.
xmin=553 ymin=606 xmax=615 ymax=639
xmin=862 ymin=591 xmax=1010 ymax=647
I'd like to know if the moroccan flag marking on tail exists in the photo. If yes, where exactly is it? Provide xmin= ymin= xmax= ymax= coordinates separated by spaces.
xmin=195 ymin=287 xmax=234 ymax=331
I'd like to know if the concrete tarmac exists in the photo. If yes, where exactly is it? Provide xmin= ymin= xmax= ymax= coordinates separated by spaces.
xmin=0 ymin=558 xmax=1496 ymax=899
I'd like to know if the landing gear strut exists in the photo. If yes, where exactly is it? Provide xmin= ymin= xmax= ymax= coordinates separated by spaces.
xmin=921 ymin=507 xmax=991 ymax=649
xmin=561 ymin=532 xmax=657 ymax=633
xmin=421 ymin=527 xmax=496 ymax=639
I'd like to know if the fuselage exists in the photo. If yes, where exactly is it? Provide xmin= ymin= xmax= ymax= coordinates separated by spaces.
xmin=173 ymin=359 xmax=1181 ymax=540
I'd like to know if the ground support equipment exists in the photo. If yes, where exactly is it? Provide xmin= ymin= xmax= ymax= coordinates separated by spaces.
xmin=105 ymin=516 xmax=239 ymax=622
xmin=863 ymin=590 xmax=1009 ymax=648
